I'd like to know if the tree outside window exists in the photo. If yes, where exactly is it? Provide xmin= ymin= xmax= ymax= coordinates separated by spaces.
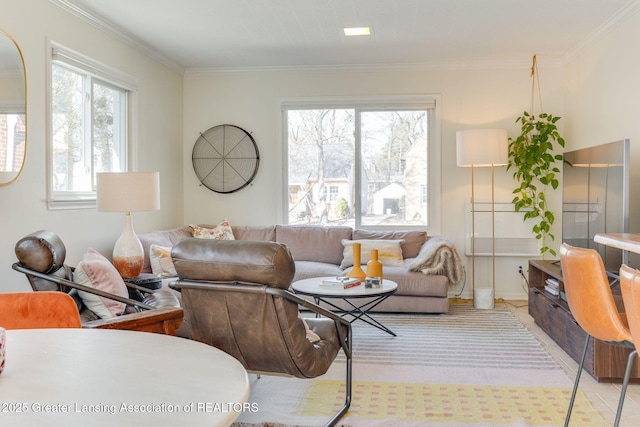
xmin=48 ymin=44 xmax=134 ymax=208
xmin=286 ymin=106 xmax=431 ymax=228
xmin=51 ymin=64 xmax=127 ymax=194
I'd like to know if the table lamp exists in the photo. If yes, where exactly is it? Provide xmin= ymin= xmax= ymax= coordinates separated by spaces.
xmin=456 ymin=129 xmax=508 ymax=309
xmin=96 ymin=172 xmax=160 ymax=278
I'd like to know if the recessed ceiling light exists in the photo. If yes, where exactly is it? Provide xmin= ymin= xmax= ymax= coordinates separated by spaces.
xmin=343 ymin=27 xmax=370 ymax=36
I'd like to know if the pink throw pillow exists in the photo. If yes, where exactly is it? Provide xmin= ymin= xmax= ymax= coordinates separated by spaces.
xmin=74 ymin=248 xmax=128 ymax=318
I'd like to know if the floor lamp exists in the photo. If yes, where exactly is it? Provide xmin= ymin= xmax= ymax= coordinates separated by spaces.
xmin=456 ymin=129 xmax=508 ymax=309
xmin=96 ymin=172 xmax=160 ymax=278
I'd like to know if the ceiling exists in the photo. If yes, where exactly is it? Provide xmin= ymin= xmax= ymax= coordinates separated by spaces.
xmin=57 ymin=0 xmax=636 ymax=72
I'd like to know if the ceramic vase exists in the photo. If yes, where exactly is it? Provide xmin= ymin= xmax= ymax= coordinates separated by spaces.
xmin=112 ymin=212 xmax=145 ymax=279
xmin=367 ymin=249 xmax=383 ymax=281
xmin=347 ymin=243 xmax=367 ymax=281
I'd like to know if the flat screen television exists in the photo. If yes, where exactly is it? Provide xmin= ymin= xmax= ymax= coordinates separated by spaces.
xmin=562 ymin=139 xmax=630 ymax=277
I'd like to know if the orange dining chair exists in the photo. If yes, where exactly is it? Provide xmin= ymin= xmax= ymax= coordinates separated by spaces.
xmin=619 ymin=265 xmax=640 ymax=413
xmin=0 ymin=292 xmax=82 ymax=329
xmin=559 ymin=243 xmax=635 ymax=427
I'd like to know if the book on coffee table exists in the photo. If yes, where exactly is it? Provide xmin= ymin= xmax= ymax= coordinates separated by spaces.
xmin=320 ymin=277 xmax=361 ymax=289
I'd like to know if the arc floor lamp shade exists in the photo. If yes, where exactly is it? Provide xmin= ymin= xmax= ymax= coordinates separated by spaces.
xmin=456 ymin=129 xmax=508 ymax=309
xmin=96 ymin=172 xmax=160 ymax=278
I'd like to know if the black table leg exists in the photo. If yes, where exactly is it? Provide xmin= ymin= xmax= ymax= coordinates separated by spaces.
xmin=314 ymin=295 xmax=396 ymax=336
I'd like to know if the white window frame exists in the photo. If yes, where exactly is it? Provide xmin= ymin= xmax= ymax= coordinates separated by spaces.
xmin=46 ymin=41 xmax=138 ymax=210
xmin=279 ymin=95 xmax=441 ymax=234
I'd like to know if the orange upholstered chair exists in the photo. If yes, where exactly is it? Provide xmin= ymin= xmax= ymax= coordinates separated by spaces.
xmin=619 ymin=265 xmax=640 ymax=407
xmin=0 ymin=292 xmax=82 ymax=329
xmin=560 ymin=243 xmax=635 ymax=427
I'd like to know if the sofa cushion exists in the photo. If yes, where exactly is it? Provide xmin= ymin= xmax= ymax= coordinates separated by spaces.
xmin=74 ymin=248 xmax=128 ymax=319
xmin=232 ymin=225 xmax=276 ymax=241
xmin=275 ymin=225 xmax=352 ymax=265
xmin=380 ymin=266 xmax=449 ymax=297
xmin=340 ymin=239 xmax=404 ymax=268
xmin=138 ymin=226 xmax=191 ymax=273
xmin=292 ymin=261 xmax=344 ymax=282
xmin=353 ymin=229 xmax=428 ymax=259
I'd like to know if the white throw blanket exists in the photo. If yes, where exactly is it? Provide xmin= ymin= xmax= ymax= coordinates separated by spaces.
xmin=406 ymin=236 xmax=465 ymax=285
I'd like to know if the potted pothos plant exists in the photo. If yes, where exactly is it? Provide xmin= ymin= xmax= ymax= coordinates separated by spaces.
xmin=507 ymin=111 xmax=565 ymax=257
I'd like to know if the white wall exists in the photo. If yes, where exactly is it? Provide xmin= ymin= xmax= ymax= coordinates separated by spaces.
xmin=564 ymin=8 xmax=640 ymax=242
xmin=0 ymin=0 xmax=580 ymax=300
xmin=0 ymin=0 xmax=184 ymax=292
xmin=184 ymin=64 xmax=564 ymax=300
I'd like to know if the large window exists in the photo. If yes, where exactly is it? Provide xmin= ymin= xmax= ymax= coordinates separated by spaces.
xmin=284 ymin=97 xmax=440 ymax=231
xmin=48 ymin=44 xmax=136 ymax=208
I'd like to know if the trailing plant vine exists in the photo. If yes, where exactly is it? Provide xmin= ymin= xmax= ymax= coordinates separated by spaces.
xmin=507 ymin=111 xmax=564 ymax=256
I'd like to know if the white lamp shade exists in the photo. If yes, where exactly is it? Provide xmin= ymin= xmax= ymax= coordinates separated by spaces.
xmin=456 ymin=129 xmax=509 ymax=167
xmin=96 ymin=172 xmax=160 ymax=212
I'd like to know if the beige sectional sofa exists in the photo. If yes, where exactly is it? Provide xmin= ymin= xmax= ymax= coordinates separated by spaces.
xmin=138 ymin=224 xmax=456 ymax=314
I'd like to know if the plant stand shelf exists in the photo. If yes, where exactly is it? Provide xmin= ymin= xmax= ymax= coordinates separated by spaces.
xmin=528 ymin=259 xmax=640 ymax=383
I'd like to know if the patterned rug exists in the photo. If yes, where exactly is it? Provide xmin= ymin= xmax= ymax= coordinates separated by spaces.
xmin=231 ymin=305 xmax=607 ymax=427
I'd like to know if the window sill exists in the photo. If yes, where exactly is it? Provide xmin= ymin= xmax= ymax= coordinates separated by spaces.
xmin=47 ymin=198 xmax=96 ymax=211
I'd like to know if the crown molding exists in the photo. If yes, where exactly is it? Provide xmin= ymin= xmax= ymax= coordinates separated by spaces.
xmin=185 ymin=57 xmax=562 ymax=76
xmin=563 ymin=0 xmax=640 ymax=63
xmin=50 ymin=0 xmax=184 ymax=74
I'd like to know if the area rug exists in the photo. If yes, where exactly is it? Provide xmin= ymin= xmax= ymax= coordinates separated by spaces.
xmin=231 ymin=304 xmax=607 ymax=427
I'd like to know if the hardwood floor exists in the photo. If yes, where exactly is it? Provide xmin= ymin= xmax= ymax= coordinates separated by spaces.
xmin=506 ymin=300 xmax=640 ymax=426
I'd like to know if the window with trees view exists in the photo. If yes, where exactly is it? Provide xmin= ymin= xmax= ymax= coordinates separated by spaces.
xmin=48 ymin=44 xmax=135 ymax=208
xmin=285 ymin=98 xmax=439 ymax=230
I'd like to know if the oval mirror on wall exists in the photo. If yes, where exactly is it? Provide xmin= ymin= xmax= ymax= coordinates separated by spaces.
xmin=0 ymin=30 xmax=26 ymax=186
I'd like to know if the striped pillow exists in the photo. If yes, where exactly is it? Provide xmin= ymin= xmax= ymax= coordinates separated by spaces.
xmin=340 ymin=239 xmax=404 ymax=268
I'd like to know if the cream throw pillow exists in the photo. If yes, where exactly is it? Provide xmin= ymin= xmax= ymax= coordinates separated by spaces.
xmin=340 ymin=239 xmax=405 ymax=268
xmin=149 ymin=244 xmax=177 ymax=277
xmin=189 ymin=220 xmax=235 ymax=240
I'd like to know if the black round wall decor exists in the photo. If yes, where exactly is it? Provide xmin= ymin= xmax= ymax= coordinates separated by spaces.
xmin=192 ymin=124 xmax=260 ymax=193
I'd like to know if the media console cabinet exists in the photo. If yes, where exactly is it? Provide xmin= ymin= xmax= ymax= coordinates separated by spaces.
xmin=528 ymin=259 xmax=640 ymax=383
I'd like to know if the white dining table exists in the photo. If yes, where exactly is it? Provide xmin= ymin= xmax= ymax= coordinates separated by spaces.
xmin=0 ymin=328 xmax=250 ymax=426
xmin=594 ymin=233 xmax=640 ymax=254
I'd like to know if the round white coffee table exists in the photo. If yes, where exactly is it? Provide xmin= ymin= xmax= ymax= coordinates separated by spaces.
xmin=292 ymin=277 xmax=398 ymax=336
